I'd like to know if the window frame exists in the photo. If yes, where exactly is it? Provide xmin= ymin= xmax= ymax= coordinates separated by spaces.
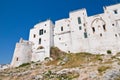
xmin=39 ymin=29 xmax=44 ymax=35
xmin=78 ymin=17 xmax=81 ymax=24
xmin=39 ymin=38 xmax=41 ymax=44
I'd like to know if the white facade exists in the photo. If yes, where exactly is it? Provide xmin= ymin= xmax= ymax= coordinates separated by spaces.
xmin=54 ymin=3 xmax=120 ymax=54
xmin=29 ymin=20 xmax=54 ymax=62
xmin=11 ymin=3 xmax=120 ymax=67
xmin=11 ymin=38 xmax=32 ymax=67
xmin=54 ymin=19 xmax=71 ymax=53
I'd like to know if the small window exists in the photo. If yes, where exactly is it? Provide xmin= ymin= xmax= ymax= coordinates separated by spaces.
xmin=84 ymin=32 xmax=88 ymax=38
xmin=33 ymin=34 xmax=36 ymax=38
xmin=78 ymin=17 xmax=81 ymax=24
xmin=39 ymin=38 xmax=41 ymax=44
xmin=59 ymin=38 xmax=61 ymax=40
xmin=39 ymin=29 xmax=43 ymax=35
xmin=45 ymin=24 xmax=47 ymax=26
xmin=67 ymin=24 xmax=70 ymax=26
xmin=16 ymin=57 xmax=18 ymax=61
xmin=79 ymin=26 xmax=82 ymax=30
xmin=100 ymin=33 xmax=102 ymax=37
xmin=44 ymin=30 xmax=46 ymax=33
xmin=103 ymin=24 xmax=106 ymax=31
xmin=112 ymin=24 xmax=114 ymax=26
xmin=83 ymin=23 xmax=85 ymax=26
xmin=92 ymin=27 xmax=95 ymax=33
xmin=114 ymin=10 xmax=118 ymax=14
xmin=115 ymin=34 xmax=117 ymax=37
xmin=61 ymin=26 xmax=63 ymax=31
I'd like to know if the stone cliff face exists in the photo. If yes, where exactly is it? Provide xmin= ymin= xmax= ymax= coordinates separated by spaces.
xmin=1 ymin=52 xmax=120 ymax=80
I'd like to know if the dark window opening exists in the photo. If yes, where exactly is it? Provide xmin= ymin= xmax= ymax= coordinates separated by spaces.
xmin=44 ymin=30 xmax=46 ymax=33
xmin=45 ymin=24 xmax=47 ymax=26
xmin=16 ymin=57 xmax=18 ymax=61
xmin=112 ymin=24 xmax=114 ymax=26
xmin=103 ymin=24 xmax=106 ymax=31
xmin=79 ymin=26 xmax=82 ymax=30
xmin=39 ymin=29 xmax=43 ymax=35
xmin=100 ymin=33 xmax=102 ymax=37
xmin=59 ymin=38 xmax=61 ymax=40
xmin=92 ymin=27 xmax=95 ymax=33
xmin=84 ymin=32 xmax=88 ymax=38
xmin=78 ymin=17 xmax=81 ymax=24
xmin=33 ymin=34 xmax=36 ymax=38
xmin=67 ymin=24 xmax=69 ymax=26
xmin=61 ymin=26 xmax=63 ymax=31
xmin=114 ymin=10 xmax=118 ymax=14
xmin=115 ymin=34 xmax=117 ymax=37
xmin=83 ymin=23 xmax=86 ymax=27
xmin=39 ymin=38 xmax=41 ymax=44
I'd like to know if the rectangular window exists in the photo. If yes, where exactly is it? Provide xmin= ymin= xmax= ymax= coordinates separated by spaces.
xmin=44 ymin=30 xmax=46 ymax=33
xmin=84 ymin=32 xmax=88 ymax=38
xmin=103 ymin=24 xmax=106 ymax=31
xmin=114 ymin=10 xmax=118 ymax=14
xmin=16 ymin=57 xmax=19 ymax=61
xmin=39 ymin=38 xmax=41 ymax=44
xmin=92 ymin=27 xmax=95 ymax=33
xmin=33 ymin=34 xmax=36 ymax=38
xmin=78 ymin=17 xmax=81 ymax=24
xmin=79 ymin=26 xmax=82 ymax=30
xmin=39 ymin=29 xmax=43 ymax=35
xmin=61 ymin=26 xmax=63 ymax=31
xmin=100 ymin=33 xmax=102 ymax=37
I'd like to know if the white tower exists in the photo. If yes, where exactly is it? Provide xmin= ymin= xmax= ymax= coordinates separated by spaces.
xmin=29 ymin=20 xmax=54 ymax=62
xmin=11 ymin=38 xmax=32 ymax=67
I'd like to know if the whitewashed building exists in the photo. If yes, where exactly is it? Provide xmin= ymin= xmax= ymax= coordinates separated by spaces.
xmin=11 ymin=3 xmax=120 ymax=67
xmin=29 ymin=20 xmax=54 ymax=62
xmin=54 ymin=3 xmax=120 ymax=54
xmin=54 ymin=18 xmax=71 ymax=53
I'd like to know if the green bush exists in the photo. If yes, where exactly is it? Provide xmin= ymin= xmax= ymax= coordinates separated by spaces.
xmin=19 ymin=63 xmax=30 ymax=67
xmin=98 ymin=66 xmax=110 ymax=74
xmin=107 ymin=50 xmax=112 ymax=54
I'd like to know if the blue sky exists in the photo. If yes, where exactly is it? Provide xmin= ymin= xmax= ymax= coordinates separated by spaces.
xmin=0 ymin=0 xmax=119 ymax=64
